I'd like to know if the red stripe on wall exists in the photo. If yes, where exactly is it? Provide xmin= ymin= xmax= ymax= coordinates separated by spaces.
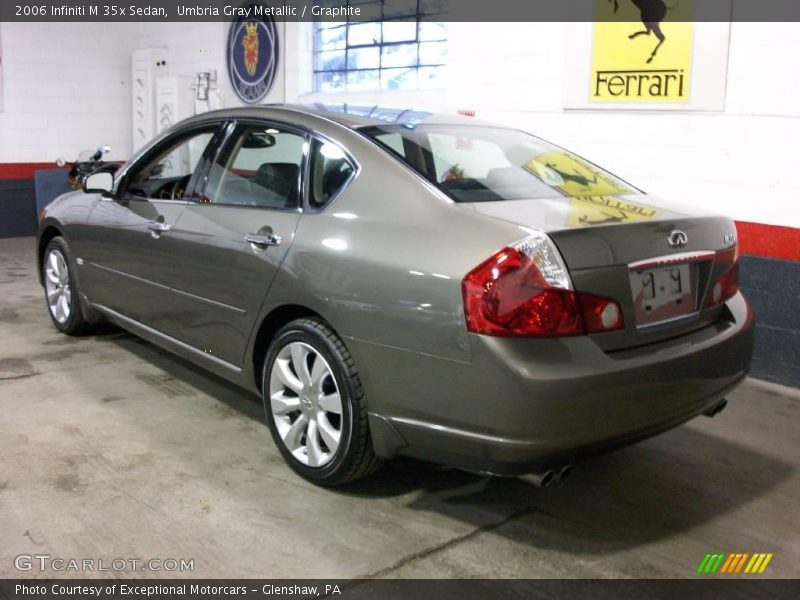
xmin=0 ymin=162 xmax=62 ymax=180
xmin=736 ymin=221 xmax=800 ymax=262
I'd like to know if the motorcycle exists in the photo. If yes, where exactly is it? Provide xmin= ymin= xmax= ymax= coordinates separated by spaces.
xmin=56 ymin=146 xmax=120 ymax=190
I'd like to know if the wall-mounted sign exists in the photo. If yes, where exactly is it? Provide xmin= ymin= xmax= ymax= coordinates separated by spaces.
xmin=227 ymin=3 xmax=279 ymax=104
xmin=563 ymin=0 xmax=731 ymax=111
xmin=591 ymin=0 xmax=694 ymax=104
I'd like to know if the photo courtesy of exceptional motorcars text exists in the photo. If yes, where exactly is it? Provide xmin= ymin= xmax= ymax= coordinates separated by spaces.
xmin=0 ymin=0 xmax=798 ymax=598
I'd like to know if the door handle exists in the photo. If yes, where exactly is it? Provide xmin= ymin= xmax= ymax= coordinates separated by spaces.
xmin=245 ymin=233 xmax=281 ymax=248
xmin=147 ymin=221 xmax=172 ymax=233
xmin=147 ymin=220 xmax=172 ymax=239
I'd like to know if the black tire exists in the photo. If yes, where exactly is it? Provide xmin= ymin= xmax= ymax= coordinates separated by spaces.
xmin=42 ymin=236 xmax=93 ymax=336
xmin=262 ymin=317 xmax=381 ymax=486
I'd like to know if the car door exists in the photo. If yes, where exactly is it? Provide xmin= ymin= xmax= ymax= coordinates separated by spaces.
xmin=166 ymin=121 xmax=307 ymax=366
xmin=82 ymin=124 xmax=224 ymax=334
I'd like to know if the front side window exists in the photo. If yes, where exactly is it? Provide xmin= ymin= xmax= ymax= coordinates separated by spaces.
xmin=364 ymin=125 xmax=637 ymax=203
xmin=314 ymin=1 xmax=448 ymax=93
xmin=202 ymin=126 xmax=305 ymax=209
xmin=126 ymin=128 xmax=217 ymax=199
xmin=308 ymin=139 xmax=356 ymax=209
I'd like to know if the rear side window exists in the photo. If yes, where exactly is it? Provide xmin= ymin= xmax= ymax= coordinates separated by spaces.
xmin=308 ymin=139 xmax=355 ymax=209
xmin=373 ymin=132 xmax=405 ymax=156
xmin=202 ymin=125 xmax=304 ymax=209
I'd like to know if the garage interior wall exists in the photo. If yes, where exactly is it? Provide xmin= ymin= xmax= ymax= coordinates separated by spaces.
xmin=0 ymin=21 xmax=797 ymax=386
xmin=0 ymin=23 xmax=139 ymax=234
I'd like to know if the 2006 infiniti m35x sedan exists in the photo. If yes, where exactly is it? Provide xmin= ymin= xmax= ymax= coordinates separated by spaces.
xmin=37 ymin=104 xmax=753 ymax=486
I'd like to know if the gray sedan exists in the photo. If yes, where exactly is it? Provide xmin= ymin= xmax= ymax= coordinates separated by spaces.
xmin=37 ymin=104 xmax=753 ymax=486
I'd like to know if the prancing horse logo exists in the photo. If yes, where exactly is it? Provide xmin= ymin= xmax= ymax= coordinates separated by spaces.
xmin=668 ymin=230 xmax=688 ymax=248
xmin=610 ymin=0 xmax=679 ymax=64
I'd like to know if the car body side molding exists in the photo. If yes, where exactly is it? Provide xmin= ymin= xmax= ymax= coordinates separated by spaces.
xmin=91 ymin=303 xmax=243 ymax=374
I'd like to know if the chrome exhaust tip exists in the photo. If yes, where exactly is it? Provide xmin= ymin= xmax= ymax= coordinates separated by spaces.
xmin=528 ymin=470 xmax=556 ymax=488
xmin=557 ymin=465 xmax=573 ymax=482
xmin=703 ymin=398 xmax=728 ymax=418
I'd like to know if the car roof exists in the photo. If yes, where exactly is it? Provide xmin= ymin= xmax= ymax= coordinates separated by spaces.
xmin=179 ymin=103 xmax=499 ymax=131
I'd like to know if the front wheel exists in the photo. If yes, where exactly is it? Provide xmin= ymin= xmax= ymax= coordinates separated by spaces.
xmin=42 ymin=236 xmax=92 ymax=335
xmin=262 ymin=317 xmax=380 ymax=486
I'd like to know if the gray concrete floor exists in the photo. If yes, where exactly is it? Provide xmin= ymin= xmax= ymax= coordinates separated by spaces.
xmin=1 ymin=236 xmax=798 ymax=579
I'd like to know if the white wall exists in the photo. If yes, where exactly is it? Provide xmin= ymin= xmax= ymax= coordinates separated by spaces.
xmin=0 ymin=21 xmax=285 ymax=164
xmin=0 ymin=21 xmax=796 ymax=229
xmin=287 ymin=22 xmax=800 ymax=229
xmin=131 ymin=21 xmax=286 ymax=119
xmin=0 ymin=22 xmax=139 ymax=163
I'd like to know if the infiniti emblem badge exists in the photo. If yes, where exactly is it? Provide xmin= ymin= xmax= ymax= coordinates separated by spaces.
xmin=668 ymin=230 xmax=688 ymax=248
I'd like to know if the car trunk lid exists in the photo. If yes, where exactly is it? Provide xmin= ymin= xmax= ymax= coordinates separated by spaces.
xmin=457 ymin=194 xmax=739 ymax=350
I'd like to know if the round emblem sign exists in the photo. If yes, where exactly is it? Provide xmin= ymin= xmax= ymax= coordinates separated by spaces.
xmin=227 ymin=7 xmax=279 ymax=104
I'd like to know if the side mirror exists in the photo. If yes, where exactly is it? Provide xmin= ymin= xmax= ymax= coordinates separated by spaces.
xmin=83 ymin=171 xmax=114 ymax=194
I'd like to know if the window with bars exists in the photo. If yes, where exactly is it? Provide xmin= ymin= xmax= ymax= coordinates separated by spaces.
xmin=313 ymin=0 xmax=448 ymax=93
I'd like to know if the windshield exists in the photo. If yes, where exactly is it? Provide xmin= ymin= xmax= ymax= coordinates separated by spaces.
xmin=361 ymin=124 xmax=638 ymax=203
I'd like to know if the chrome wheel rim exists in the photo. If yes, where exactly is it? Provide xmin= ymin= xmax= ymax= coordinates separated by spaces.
xmin=269 ymin=341 xmax=343 ymax=467
xmin=44 ymin=249 xmax=72 ymax=324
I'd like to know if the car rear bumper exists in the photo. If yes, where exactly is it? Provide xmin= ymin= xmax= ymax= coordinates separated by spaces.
xmin=360 ymin=292 xmax=754 ymax=474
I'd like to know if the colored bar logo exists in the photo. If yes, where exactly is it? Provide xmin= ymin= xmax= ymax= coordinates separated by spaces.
xmin=697 ymin=553 xmax=773 ymax=574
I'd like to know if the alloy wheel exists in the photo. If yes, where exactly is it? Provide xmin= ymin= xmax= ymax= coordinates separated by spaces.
xmin=44 ymin=249 xmax=72 ymax=324
xmin=268 ymin=342 xmax=343 ymax=467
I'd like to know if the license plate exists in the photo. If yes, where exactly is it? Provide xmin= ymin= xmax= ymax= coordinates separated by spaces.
xmin=629 ymin=263 xmax=696 ymax=327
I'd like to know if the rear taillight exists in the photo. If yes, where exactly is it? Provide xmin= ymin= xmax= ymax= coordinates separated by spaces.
xmin=462 ymin=233 xmax=624 ymax=337
xmin=710 ymin=244 xmax=740 ymax=306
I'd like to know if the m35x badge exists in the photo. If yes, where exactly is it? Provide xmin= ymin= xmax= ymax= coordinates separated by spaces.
xmin=723 ymin=231 xmax=736 ymax=247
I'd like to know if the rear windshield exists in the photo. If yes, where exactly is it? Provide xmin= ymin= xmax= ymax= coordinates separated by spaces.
xmin=361 ymin=124 xmax=637 ymax=203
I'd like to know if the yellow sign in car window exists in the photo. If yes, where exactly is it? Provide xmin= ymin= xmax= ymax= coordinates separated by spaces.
xmin=525 ymin=151 xmax=632 ymax=197
xmin=591 ymin=0 xmax=694 ymax=103
xmin=524 ymin=150 xmax=661 ymax=227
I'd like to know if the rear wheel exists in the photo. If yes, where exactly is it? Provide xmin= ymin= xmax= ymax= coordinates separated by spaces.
xmin=262 ymin=317 xmax=380 ymax=485
xmin=42 ymin=236 xmax=92 ymax=335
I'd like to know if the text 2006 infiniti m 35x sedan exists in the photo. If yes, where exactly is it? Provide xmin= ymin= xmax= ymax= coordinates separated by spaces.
xmin=37 ymin=104 xmax=753 ymax=486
